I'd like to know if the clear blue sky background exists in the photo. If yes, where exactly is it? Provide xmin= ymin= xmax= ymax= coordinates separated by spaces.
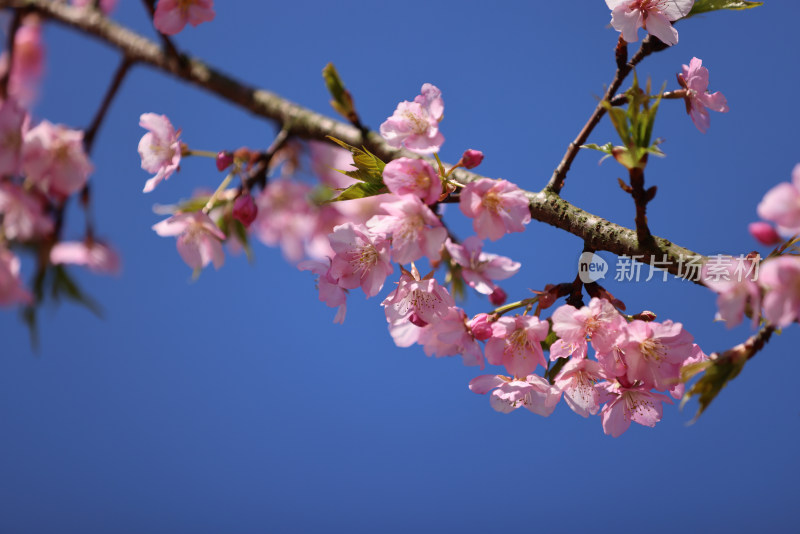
xmin=1 ymin=1 xmax=798 ymax=532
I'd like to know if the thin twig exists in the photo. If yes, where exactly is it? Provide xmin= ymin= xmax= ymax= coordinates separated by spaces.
xmin=140 ymin=0 xmax=182 ymax=67
xmin=84 ymin=56 xmax=133 ymax=153
xmin=0 ymin=8 xmax=23 ymax=100
xmin=609 ymin=89 xmax=687 ymax=107
xmin=81 ymin=56 xmax=133 ymax=240
xmin=545 ymin=35 xmax=668 ymax=195
xmin=243 ymin=125 xmax=292 ymax=191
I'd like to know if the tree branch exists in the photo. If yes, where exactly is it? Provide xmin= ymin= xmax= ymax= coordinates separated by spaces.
xmin=84 ymin=55 xmax=132 ymax=153
xmin=0 ymin=0 xmax=709 ymax=282
xmin=545 ymin=35 xmax=668 ymax=195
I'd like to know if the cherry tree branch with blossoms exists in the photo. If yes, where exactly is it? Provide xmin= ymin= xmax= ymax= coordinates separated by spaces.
xmin=1 ymin=0 xmax=785 ymax=439
xmin=0 ymin=0 xmax=709 ymax=279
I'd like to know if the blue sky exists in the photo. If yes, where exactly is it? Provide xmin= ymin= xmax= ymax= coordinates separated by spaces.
xmin=1 ymin=1 xmax=798 ymax=532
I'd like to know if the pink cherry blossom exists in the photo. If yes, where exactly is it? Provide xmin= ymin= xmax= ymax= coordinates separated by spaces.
xmin=379 ymin=83 xmax=444 ymax=154
xmin=620 ymin=319 xmax=695 ymax=391
xmin=418 ymin=307 xmax=484 ymax=368
xmin=299 ymin=258 xmax=347 ymax=324
xmin=485 ymin=315 xmax=549 ymax=377
xmin=0 ymin=98 xmax=28 ymax=176
xmin=701 ymin=256 xmax=760 ymax=328
xmin=678 ymin=57 xmax=729 ymax=133
xmin=71 ymin=0 xmax=117 ymax=14
xmin=153 ymin=0 xmax=215 ymax=35
xmin=605 ymin=0 xmax=694 ymax=46
xmin=445 ymin=236 xmax=519 ymax=298
xmin=367 ymin=195 xmax=447 ymax=264
xmin=551 ymin=298 xmax=626 ymax=356
xmin=748 ymin=222 xmax=782 ymax=247
xmin=548 ymin=338 xmax=589 ymax=362
xmin=599 ymin=382 xmax=673 ymax=437
xmin=152 ymin=211 xmax=226 ymax=270
xmin=22 ymin=120 xmax=93 ymax=198
xmin=469 ymin=374 xmax=561 ymax=416
xmin=251 ymin=179 xmax=317 ymax=262
xmin=382 ymin=157 xmax=441 ymax=205
xmin=459 ymin=178 xmax=530 ymax=241
xmin=757 ymin=165 xmax=800 ymax=236
xmin=328 ymin=222 xmax=393 ymax=297
xmin=0 ymin=246 xmax=32 ymax=306
xmin=554 ymin=358 xmax=610 ymax=418
xmin=138 ymin=113 xmax=182 ymax=193
xmin=759 ymin=256 xmax=800 ymax=328
xmin=0 ymin=16 xmax=45 ymax=107
xmin=0 ymin=182 xmax=52 ymax=241
xmin=382 ymin=270 xmax=455 ymax=329
xmin=595 ymin=338 xmax=629 ymax=379
xmin=50 ymin=241 xmax=121 ymax=275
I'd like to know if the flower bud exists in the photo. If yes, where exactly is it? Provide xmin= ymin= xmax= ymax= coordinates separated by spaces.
xmin=468 ymin=313 xmax=493 ymax=340
xmin=232 ymin=193 xmax=258 ymax=227
xmin=632 ymin=310 xmax=657 ymax=322
xmin=216 ymin=150 xmax=234 ymax=172
xmin=460 ymin=149 xmax=484 ymax=169
xmin=489 ymin=287 xmax=507 ymax=306
xmin=748 ymin=221 xmax=781 ymax=246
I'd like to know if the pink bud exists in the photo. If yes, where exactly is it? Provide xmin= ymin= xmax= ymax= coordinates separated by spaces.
xmin=633 ymin=310 xmax=657 ymax=322
xmin=468 ymin=313 xmax=493 ymax=340
xmin=748 ymin=222 xmax=782 ymax=246
xmin=408 ymin=312 xmax=428 ymax=327
xmin=233 ymin=193 xmax=258 ymax=227
xmin=489 ymin=287 xmax=507 ymax=306
xmin=460 ymin=149 xmax=484 ymax=169
xmin=216 ymin=151 xmax=234 ymax=172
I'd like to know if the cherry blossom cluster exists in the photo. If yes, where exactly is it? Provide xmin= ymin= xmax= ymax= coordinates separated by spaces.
xmin=472 ymin=298 xmax=707 ymax=437
xmin=0 ymin=0 xmax=772 ymax=434
xmin=0 ymin=13 xmax=119 ymax=309
xmin=136 ymin=76 xmax=726 ymax=436
xmin=703 ymin=164 xmax=800 ymax=330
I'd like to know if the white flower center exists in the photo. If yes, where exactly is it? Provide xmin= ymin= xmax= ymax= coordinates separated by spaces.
xmin=639 ymin=338 xmax=666 ymax=362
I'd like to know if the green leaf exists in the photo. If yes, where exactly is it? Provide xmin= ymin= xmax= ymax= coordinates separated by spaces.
xmin=687 ymin=0 xmax=763 ymax=17
xmin=611 ymin=146 xmax=640 ymax=170
xmin=681 ymin=353 xmax=746 ymax=421
xmin=540 ymin=329 xmax=558 ymax=353
xmin=322 ymin=63 xmax=359 ymax=124
xmin=545 ymin=357 xmax=568 ymax=385
xmin=20 ymin=305 xmax=39 ymax=351
xmin=581 ymin=143 xmax=614 ymax=154
xmin=326 ymin=136 xmax=386 ymax=181
xmin=329 ymin=181 xmax=387 ymax=202
xmin=176 ymin=195 xmax=211 ymax=213
xmin=324 ymin=136 xmax=390 ymax=203
xmin=449 ymin=271 xmax=466 ymax=302
xmin=603 ymin=104 xmax=632 ymax=146
xmin=644 ymin=144 xmax=666 ymax=158
xmin=230 ymin=218 xmax=254 ymax=262
xmin=639 ymin=82 xmax=666 ymax=148
xmin=50 ymin=265 xmax=103 ymax=317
